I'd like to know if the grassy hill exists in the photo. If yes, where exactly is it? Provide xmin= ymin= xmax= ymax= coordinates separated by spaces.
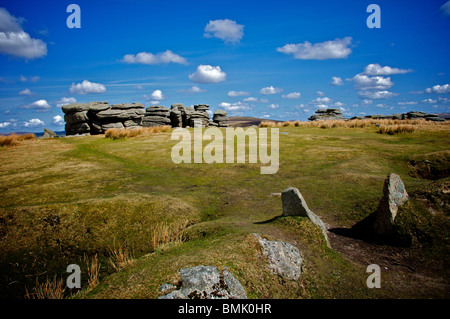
xmin=0 ymin=123 xmax=449 ymax=299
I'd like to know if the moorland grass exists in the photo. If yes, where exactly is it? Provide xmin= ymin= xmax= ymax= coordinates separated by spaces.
xmin=0 ymin=124 xmax=448 ymax=298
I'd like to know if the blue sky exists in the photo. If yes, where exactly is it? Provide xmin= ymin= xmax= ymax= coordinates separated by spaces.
xmin=0 ymin=0 xmax=450 ymax=132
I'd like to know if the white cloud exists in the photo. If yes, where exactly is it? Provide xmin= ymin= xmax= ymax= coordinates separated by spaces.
xmin=422 ymin=98 xmax=437 ymax=104
xmin=361 ymin=99 xmax=373 ymax=105
xmin=228 ymin=90 xmax=250 ymax=97
xmin=52 ymin=115 xmax=64 ymax=125
xmin=358 ymin=90 xmax=398 ymax=99
xmin=316 ymin=91 xmax=325 ymax=96
xmin=150 ymin=89 xmax=165 ymax=100
xmin=331 ymin=76 xmax=344 ymax=86
xmin=363 ymin=63 xmax=412 ymax=76
xmin=259 ymin=86 xmax=282 ymax=95
xmin=441 ymin=1 xmax=450 ymax=16
xmin=122 ymin=50 xmax=187 ymax=65
xmin=204 ymin=19 xmax=244 ymax=44
xmin=243 ymin=97 xmax=258 ymax=102
xmin=218 ymin=101 xmax=251 ymax=111
xmin=313 ymin=97 xmax=332 ymax=104
xmin=20 ymin=75 xmax=39 ymax=82
xmin=69 ymin=80 xmax=106 ymax=94
xmin=19 ymin=88 xmax=31 ymax=95
xmin=189 ymin=65 xmax=226 ymax=83
xmin=397 ymin=101 xmax=418 ymax=105
xmin=268 ymin=103 xmax=279 ymax=109
xmin=277 ymin=37 xmax=352 ymax=60
xmin=24 ymin=118 xmax=44 ymax=127
xmin=425 ymin=84 xmax=450 ymax=94
xmin=259 ymin=98 xmax=269 ymax=103
xmin=21 ymin=99 xmax=51 ymax=112
xmin=333 ymin=102 xmax=345 ymax=107
xmin=282 ymin=92 xmax=301 ymax=99
xmin=353 ymin=74 xmax=393 ymax=91
xmin=0 ymin=8 xmax=47 ymax=59
xmin=56 ymin=97 xmax=77 ymax=108
xmin=0 ymin=121 xmax=11 ymax=128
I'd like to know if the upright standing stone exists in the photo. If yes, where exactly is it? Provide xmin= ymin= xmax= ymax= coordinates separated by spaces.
xmin=281 ymin=187 xmax=330 ymax=247
xmin=372 ymin=173 xmax=409 ymax=237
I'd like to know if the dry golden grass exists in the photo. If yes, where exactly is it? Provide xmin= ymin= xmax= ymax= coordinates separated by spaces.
xmin=108 ymin=240 xmax=135 ymax=272
xmin=105 ymin=126 xmax=171 ymax=140
xmin=0 ymin=133 xmax=35 ymax=147
xmin=259 ymin=118 xmax=449 ymax=133
xmin=24 ymin=276 xmax=65 ymax=299
xmin=150 ymin=221 xmax=188 ymax=250
xmin=84 ymin=254 xmax=100 ymax=289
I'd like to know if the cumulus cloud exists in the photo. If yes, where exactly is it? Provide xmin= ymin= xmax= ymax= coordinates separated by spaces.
xmin=177 ymin=86 xmax=206 ymax=94
xmin=0 ymin=121 xmax=11 ymax=128
xmin=277 ymin=37 xmax=352 ymax=60
xmin=228 ymin=90 xmax=250 ymax=97
xmin=19 ymin=88 xmax=32 ymax=95
xmin=363 ymin=63 xmax=412 ymax=76
xmin=70 ymin=80 xmax=106 ymax=94
xmin=189 ymin=65 xmax=226 ymax=83
xmin=52 ymin=115 xmax=64 ymax=125
xmin=425 ymin=84 xmax=450 ymax=94
xmin=316 ymin=91 xmax=325 ymax=96
xmin=331 ymin=76 xmax=344 ymax=86
xmin=282 ymin=92 xmax=301 ymax=99
xmin=268 ymin=103 xmax=279 ymax=109
xmin=358 ymin=90 xmax=398 ymax=99
xmin=218 ymin=101 xmax=251 ymax=111
xmin=24 ymin=118 xmax=44 ymax=127
xmin=204 ymin=19 xmax=244 ymax=44
xmin=441 ymin=1 xmax=450 ymax=16
xmin=353 ymin=74 xmax=393 ymax=91
xmin=398 ymin=101 xmax=418 ymax=105
xmin=259 ymin=86 xmax=282 ymax=95
xmin=122 ymin=50 xmax=187 ymax=65
xmin=21 ymin=99 xmax=51 ymax=112
xmin=243 ymin=97 xmax=259 ymax=102
xmin=150 ymin=89 xmax=165 ymax=100
xmin=56 ymin=97 xmax=77 ymax=108
xmin=0 ymin=8 xmax=47 ymax=59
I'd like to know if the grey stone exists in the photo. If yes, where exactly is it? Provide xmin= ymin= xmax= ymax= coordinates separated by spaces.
xmin=87 ymin=101 xmax=110 ymax=112
xmin=158 ymin=265 xmax=247 ymax=299
xmin=61 ymin=103 xmax=91 ymax=114
xmin=372 ymin=173 xmax=409 ymax=237
xmin=95 ymin=108 xmax=144 ymax=120
xmin=43 ymin=128 xmax=56 ymax=138
xmin=123 ymin=119 xmax=142 ymax=127
xmin=281 ymin=187 xmax=330 ymax=247
xmin=253 ymin=233 xmax=302 ymax=280
xmin=101 ymin=122 xmax=124 ymax=131
xmin=64 ymin=111 xmax=89 ymax=125
xmin=65 ymin=122 xmax=90 ymax=135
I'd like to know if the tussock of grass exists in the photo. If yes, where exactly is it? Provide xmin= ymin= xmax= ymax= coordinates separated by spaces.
xmin=0 ymin=133 xmax=35 ymax=147
xmin=105 ymin=126 xmax=171 ymax=140
xmin=25 ymin=276 xmax=65 ymax=299
xmin=377 ymin=124 xmax=418 ymax=135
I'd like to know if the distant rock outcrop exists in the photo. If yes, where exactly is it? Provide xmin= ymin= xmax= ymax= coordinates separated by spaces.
xmin=281 ymin=187 xmax=330 ymax=246
xmin=308 ymin=108 xmax=344 ymax=121
xmin=158 ymin=265 xmax=247 ymax=299
xmin=61 ymin=101 xmax=229 ymax=136
xmin=43 ymin=128 xmax=56 ymax=138
xmin=351 ymin=111 xmax=446 ymax=122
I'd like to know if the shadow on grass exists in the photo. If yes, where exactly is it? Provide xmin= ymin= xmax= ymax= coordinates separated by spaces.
xmin=254 ymin=215 xmax=282 ymax=224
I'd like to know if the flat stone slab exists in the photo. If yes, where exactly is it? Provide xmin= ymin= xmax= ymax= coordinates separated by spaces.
xmin=158 ymin=265 xmax=247 ymax=299
xmin=253 ymin=233 xmax=302 ymax=280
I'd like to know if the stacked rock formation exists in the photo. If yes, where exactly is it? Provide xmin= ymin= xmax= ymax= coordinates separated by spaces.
xmin=213 ymin=110 xmax=229 ymax=127
xmin=351 ymin=111 xmax=446 ymax=122
xmin=308 ymin=108 xmax=344 ymax=121
xmin=142 ymin=105 xmax=171 ymax=127
xmin=62 ymin=101 xmax=229 ymax=135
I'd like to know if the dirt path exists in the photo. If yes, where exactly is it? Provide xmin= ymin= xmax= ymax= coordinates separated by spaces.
xmin=327 ymin=225 xmax=450 ymax=298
